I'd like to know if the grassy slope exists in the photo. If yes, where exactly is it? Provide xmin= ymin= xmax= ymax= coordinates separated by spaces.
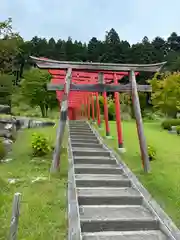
xmin=0 ymin=125 xmax=68 ymax=240
xmin=97 ymin=121 xmax=180 ymax=227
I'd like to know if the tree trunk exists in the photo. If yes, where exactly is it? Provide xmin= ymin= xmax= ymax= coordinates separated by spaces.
xmin=45 ymin=104 xmax=48 ymax=117
xmin=40 ymin=104 xmax=45 ymax=118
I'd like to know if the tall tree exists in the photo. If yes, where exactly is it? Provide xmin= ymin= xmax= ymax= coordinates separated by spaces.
xmin=21 ymin=69 xmax=57 ymax=117
xmin=87 ymin=37 xmax=102 ymax=62
xmin=0 ymin=18 xmax=23 ymax=73
xmin=150 ymin=72 xmax=180 ymax=117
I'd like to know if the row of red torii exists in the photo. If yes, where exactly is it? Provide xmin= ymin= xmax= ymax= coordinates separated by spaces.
xmin=31 ymin=56 xmax=166 ymax=174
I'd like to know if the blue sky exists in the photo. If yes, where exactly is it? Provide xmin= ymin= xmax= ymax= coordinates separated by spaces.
xmin=1 ymin=0 xmax=180 ymax=44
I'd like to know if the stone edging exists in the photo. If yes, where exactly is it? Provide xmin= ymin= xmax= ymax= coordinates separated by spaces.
xmin=88 ymin=121 xmax=180 ymax=240
xmin=67 ymin=120 xmax=82 ymax=240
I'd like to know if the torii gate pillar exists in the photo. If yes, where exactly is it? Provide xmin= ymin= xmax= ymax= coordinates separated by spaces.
xmin=91 ymin=94 xmax=95 ymax=122
xmin=114 ymin=73 xmax=125 ymax=152
xmin=98 ymin=72 xmax=111 ymax=137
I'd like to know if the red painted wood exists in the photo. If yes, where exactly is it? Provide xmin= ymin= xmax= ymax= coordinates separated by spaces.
xmin=96 ymin=92 xmax=101 ymax=127
xmin=48 ymin=65 xmax=138 ymax=121
xmin=91 ymin=94 xmax=95 ymax=122
xmin=103 ymin=92 xmax=110 ymax=136
xmin=114 ymin=73 xmax=123 ymax=148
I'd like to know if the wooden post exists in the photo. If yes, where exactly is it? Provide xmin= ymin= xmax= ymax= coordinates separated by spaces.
xmin=99 ymin=72 xmax=110 ymax=135
xmin=129 ymin=70 xmax=150 ymax=173
xmin=95 ymin=92 xmax=101 ymax=127
xmin=50 ymin=68 xmax=72 ymax=173
xmin=91 ymin=93 xmax=95 ymax=122
xmin=9 ymin=192 xmax=21 ymax=240
xmin=114 ymin=73 xmax=124 ymax=150
xmin=84 ymin=95 xmax=88 ymax=119
xmin=87 ymin=95 xmax=90 ymax=120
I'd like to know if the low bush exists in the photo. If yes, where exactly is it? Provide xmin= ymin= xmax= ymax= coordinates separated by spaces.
xmin=148 ymin=145 xmax=156 ymax=161
xmin=161 ymin=119 xmax=180 ymax=130
xmin=108 ymin=98 xmax=116 ymax=120
xmin=31 ymin=133 xmax=52 ymax=157
xmin=0 ymin=139 xmax=6 ymax=161
xmin=176 ymin=126 xmax=180 ymax=135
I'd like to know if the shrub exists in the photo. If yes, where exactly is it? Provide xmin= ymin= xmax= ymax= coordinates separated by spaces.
xmin=99 ymin=95 xmax=104 ymax=114
xmin=0 ymin=139 xmax=6 ymax=161
xmin=143 ymin=110 xmax=164 ymax=121
xmin=176 ymin=126 xmax=180 ymax=135
xmin=31 ymin=133 xmax=52 ymax=157
xmin=148 ymin=145 xmax=156 ymax=161
xmin=108 ymin=98 xmax=116 ymax=120
xmin=161 ymin=119 xmax=180 ymax=130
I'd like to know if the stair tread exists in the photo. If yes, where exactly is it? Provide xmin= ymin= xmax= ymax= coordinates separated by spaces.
xmin=75 ymin=174 xmax=127 ymax=180
xmin=72 ymin=148 xmax=108 ymax=152
xmin=74 ymin=164 xmax=121 ymax=169
xmin=73 ymin=142 xmax=102 ymax=144
xmin=82 ymin=230 xmax=168 ymax=240
xmin=77 ymin=187 xmax=139 ymax=197
xmin=72 ymin=148 xmax=103 ymax=151
xmin=80 ymin=205 xmax=156 ymax=221
xmin=71 ymin=139 xmax=99 ymax=143
xmin=73 ymin=156 xmax=112 ymax=160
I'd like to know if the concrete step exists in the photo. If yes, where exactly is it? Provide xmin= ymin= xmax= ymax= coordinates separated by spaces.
xmin=70 ymin=130 xmax=94 ymax=133
xmin=80 ymin=205 xmax=159 ymax=232
xmin=75 ymin=174 xmax=131 ymax=187
xmin=69 ymin=125 xmax=89 ymax=128
xmin=70 ymin=131 xmax=92 ymax=134
xmin=74 ymin=164 xmax=123 ymax=175
xmin=70 ymin=126 xmax=90 ymax=129
xmin=70 ymin=133 xmax=95 ymax=138
xmin=74 ymin=165 xmax=123 ymax=175
xmin=82 ymin=230 xmax=168 ymax=240
xmin=73 ymin=157 xmax=117 ymax=165
xmin=73 ymin=149 xmax=111 ymax=157
xmin=69 ymin=128 xmax=92 ymax=132
xmin=77 ymin=187 xmax=143 ymax=205
xmin=71 ymin=138 xmax=99 ymax=144
xmin=73 ymin=156 xmax=113 ymax=160
xmin=71 ymin=142 xmax=102 ymax=149
xmin=70 ymin=135 xmax=97 ymax=140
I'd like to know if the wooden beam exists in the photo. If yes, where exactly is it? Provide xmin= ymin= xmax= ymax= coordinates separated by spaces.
xmin=47 ymin=83 xmax=152 ymax=92
xmin=50 ymin=68 xmax=72 ymax=173
xmin=129 ymin=70 xmax=150 ymax=173
xmin=31 ymin=56 xmax=166 ymax=72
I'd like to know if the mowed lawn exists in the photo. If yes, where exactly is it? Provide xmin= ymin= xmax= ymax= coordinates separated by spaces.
xmin=97 ymin=121 xmax=180 ymax=227
xmin=0 ymin=125 xmax=68 ymax=240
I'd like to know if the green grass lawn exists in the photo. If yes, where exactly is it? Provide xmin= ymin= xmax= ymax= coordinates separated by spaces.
xmin=96 ymin=121 xmax=180 ymax=227
xmin=0 ymin=125 xmax=68 ymax=240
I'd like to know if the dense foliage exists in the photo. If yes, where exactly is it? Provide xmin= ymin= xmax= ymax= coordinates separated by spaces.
xmin=21 ymin=69 xmax=57 ymax=117
xmin=31 ymin=132 xmax=52 ymax=157
xmin=150 ymin=73 xmax=180 ymax=117
xmin=1 ymin=18 xmax=180 ymax=119
xmin=1 ymin=18 xmax=180 ymax=83
xmin=161 ymin=119 xmax=180 ymax=130
xmin=0 ymin=139 xmax=6 ymax=161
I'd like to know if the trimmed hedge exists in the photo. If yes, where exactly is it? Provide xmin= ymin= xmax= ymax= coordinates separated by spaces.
xmin=161 ymin=119 xmax=180 ymax=130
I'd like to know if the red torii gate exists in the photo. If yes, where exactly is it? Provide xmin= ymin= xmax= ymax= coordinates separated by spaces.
xmin=49 ymin=69 xmax=139 ymax=150
xmin=31 ymin=56 xmax=166 ymax=174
